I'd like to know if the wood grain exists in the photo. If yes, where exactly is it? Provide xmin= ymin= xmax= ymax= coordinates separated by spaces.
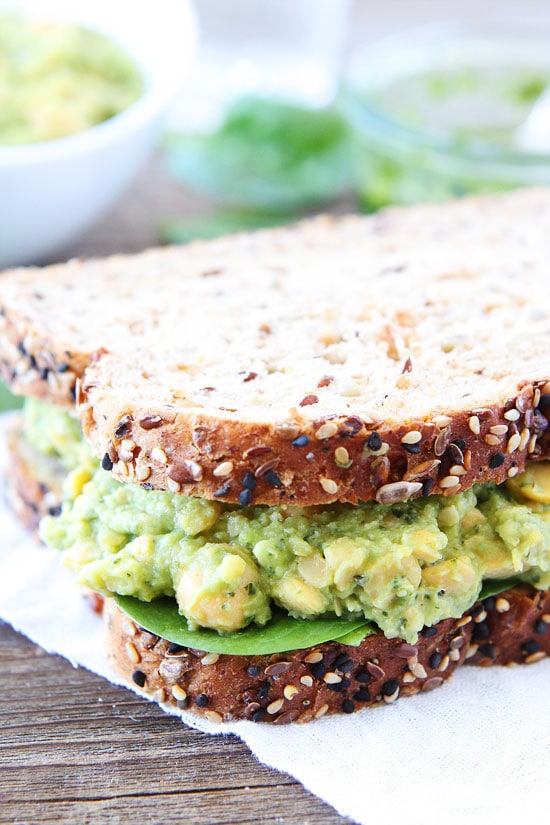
xmin=0 ymin=622 xmax=349 ymax=824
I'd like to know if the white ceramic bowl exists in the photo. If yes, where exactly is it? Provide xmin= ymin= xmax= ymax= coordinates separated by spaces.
xmin=0 ymin=0 xmax=198 ymax=268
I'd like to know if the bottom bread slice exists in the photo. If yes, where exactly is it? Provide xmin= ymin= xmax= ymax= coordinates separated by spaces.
xmin=105 ymin=585 xmax=550 ymax=724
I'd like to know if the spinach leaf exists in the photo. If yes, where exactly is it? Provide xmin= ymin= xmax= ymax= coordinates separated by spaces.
xmin=115 ymin=595 xmax=375 ymax=655
xmin=479 ymin=578 xmax=521 ymax=600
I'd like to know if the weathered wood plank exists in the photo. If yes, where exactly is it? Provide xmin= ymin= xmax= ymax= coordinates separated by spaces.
xmin=0 ymin=624 xmax=349 ymax=824
xmin=0 ymin=785 xmax=346 ymax=825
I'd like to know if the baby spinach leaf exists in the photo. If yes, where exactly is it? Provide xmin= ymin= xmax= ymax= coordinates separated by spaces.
xmin=115 ymin=595 xmax=375 ymax=655
xmin=479 ymin=578 xmax=521 ymax=600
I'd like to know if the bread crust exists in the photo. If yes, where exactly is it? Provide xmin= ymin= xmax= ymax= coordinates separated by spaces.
xmin=77 ymin=377 xmax=550 ymax=505
xmin=104 ymin=584 xmax=549 ymax=723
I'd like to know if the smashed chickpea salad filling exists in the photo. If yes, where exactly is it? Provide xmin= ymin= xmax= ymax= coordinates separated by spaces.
xmin=30 ymin=400 xmax=550 ymax=645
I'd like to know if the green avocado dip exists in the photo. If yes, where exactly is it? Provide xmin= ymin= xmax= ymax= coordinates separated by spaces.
xmin=0 ymin=13 xmax=143 ymax=146
xmin=33 ymin=400 xmax=550 ymax=646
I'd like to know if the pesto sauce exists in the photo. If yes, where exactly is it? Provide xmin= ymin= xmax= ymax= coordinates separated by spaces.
xmin=348 ymin=66 xmax=550 ymax=211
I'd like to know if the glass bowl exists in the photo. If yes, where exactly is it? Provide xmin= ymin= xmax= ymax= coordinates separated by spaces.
xmin=342 ymin=24 xmax=550 ymax=210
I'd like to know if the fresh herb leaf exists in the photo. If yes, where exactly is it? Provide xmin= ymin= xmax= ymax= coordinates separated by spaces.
xmin=115 ymin=595 xmax=374 ymax=655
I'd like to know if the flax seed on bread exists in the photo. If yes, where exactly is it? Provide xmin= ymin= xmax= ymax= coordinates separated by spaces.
xmin=105 ymin=585 xmax=550 ymax=723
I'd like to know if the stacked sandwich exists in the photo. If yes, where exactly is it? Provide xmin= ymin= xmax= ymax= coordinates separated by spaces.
xmin=0 ymin=188 xmax=548 ymax=724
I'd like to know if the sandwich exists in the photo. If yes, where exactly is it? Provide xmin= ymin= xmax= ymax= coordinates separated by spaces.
xmin=0 ymin=188 xmax=549 ymax=724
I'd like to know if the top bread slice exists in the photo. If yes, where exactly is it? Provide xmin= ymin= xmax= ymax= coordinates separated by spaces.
xmin=1 ymin=188 xmax=550 ymax=505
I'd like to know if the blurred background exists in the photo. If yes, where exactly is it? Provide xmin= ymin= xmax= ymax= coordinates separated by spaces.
xmin=80 ymin=0 xmax=550 ymax=252
xmin=1 ymin=0 xmax=550 ymax=408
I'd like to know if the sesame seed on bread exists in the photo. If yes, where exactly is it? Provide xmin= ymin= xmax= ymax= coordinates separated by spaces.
xmin=105 ymin=584 xmax=550 ymax=723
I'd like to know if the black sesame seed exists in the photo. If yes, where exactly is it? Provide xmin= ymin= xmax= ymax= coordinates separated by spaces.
xmin=382 ymin=679 xmax=399 ymax=696
xmin=252 ymin=709 xmax=266 ymax=722
xmin=48 ymin=506 xmax=62 ymax=518
xmin=429 ymin=652 xmax=442 ymax=669
xmin=264 ymin=470 xmax=283 ymax=488
xmin=327 ymin=682 xmax=344 ymax=692
xmin=167 ymin=643 xmax=184 ymax=654
xmin=353 ymin=688 xmax=371 ymax=702
xmin=356 ymin=670 xmax=372 ymax=684
xmin=333 ymin=654 xmax=354 ymax=673
xmin=521 ymin=639 xmax=541 ymax=655
xmin=57 ymin=363 xmax=70 ymax=373
xmin=239 ymin=489 xmax=253 ymax=506
xmin=453 ymin=438 xmax=467 ymax=451
xmin=342 ymin=699 xmax=355 ymax=714
xmin=479 ymin=643 xmax=496 ymax=659
xmin=213 ymin=482 xmax=231 ymax=498
xmin=489 ymin=453 xmax=505 ymax=469
xmin=403 ymin=442 xmax=421 ymax=454
xmin=101 ymin=453 xmax=114 ymax=471
xmin=533 ymin=410 xmax=548 ymax=430
xmin=484 ymin=597 xmax=496 ymax=612
xmin=247 ymin=665 xmax=261 ymax=677
xmin=470 ymin=603 xmax=485 ymax=618
xmin=422 ymin=478 xmax=435 ymax=497
xmin=535 ymin=619 xmax=548 ymax=635
xmin=292 ymin=434 xmax=310 ymax=448
xmin=310 ymin=661 xmax=327 ymax=680
xmin=257 ymin=681 xmax=270 ymax=701
xmin=472 ymin=621 xmax=490 ymax=640
xmin=421 ymin=625 xmax=438 ymax=638
xmin=367 ymin=432 xmax=382 ymax=451
xmin=114 ymin=415 xmax=132 ymax=439
xmin=40 ymin=368 xmax=49 ymax=381
xmin=132 ymin=670 xmax=146 ymax=687
xmin=195 ymin=693 xmax=209 ymax=707
xmin=242 ymin=471 xmax=257 ymax=490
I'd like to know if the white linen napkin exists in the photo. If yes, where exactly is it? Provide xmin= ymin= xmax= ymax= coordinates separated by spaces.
xmin=0 ymin=413 xmax=548 ymax=825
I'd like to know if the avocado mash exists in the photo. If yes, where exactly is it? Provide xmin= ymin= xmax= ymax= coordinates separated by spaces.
xmin=34 ymin=400 xmax=550 ymax=645
xmin=22 ymin=398 xmax=93 ymax=471
xmin=0 ymin=13 xmax=143 ymax=146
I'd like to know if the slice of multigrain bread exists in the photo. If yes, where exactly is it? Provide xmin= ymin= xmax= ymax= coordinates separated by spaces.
xmin=1 ymin=188 xmax=549 ymax=505
xmin=105 ymin=585 xmax=550 ymax=723
xmin=74 ymin=191 xmax=550 ymax=506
